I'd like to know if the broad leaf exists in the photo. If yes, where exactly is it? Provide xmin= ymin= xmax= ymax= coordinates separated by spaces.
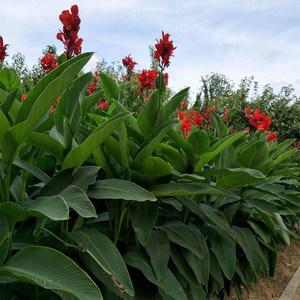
xmin=206 ymin=225 xmax=236 ymax=280
xmin=124 ymin=251 xmax=187 ymax=300
xmin=100 ymin=73 xmax=120 ymax=101
xmin=0 ymin=213 xmax=9 ymax=264
xmin=145 ymin=230 xmax=170 ymax=280
xmin=0 ymin=246 xmax=102 ymax=300
xmin=62 ymin=112 xmax=130 ymax=170
xmin=68 ymin=228 xmax=134 ymax=297
xmin=88 ymin=179 xmax=156 ymax=202
xmin=129 ymin=201 xmax=158 ymax=245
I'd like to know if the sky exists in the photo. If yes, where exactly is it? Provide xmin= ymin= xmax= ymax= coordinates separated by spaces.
xmin=1 ymin=0 xmax=300 ymax=100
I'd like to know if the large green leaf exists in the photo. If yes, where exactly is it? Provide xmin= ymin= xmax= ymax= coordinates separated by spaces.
xmin=150 ymin=182 xmax=239 ymax=199
xmin=157 ymin=143 xmax=185 ymax=172
xmin=1 ymin=53 xmax=93 ymax=166
xmin=132 ymin=119 xmax=175 ymax=167
xmin=0 ymin=68 xmax=21 ymax=92
xmin=210 ymin=110 xmax=227 ymax=138
xmin=155 ymin=87 xmax=189 ymax=128
xmin=27 ymin=132 xmax=64 ymax=162
xmin=88 ymin=179 xmax=156 ymax=202
xmin=237 ymin=140 xmax=268 ymax=170
xmin=200 ymin=167 xmax=265 ymax=189
xmin=124 ymin=251 xmax=187 ymax=300
xmin=0 ymin=87 xmax=18 ymax=115
xmin=176 ymin=197 xmax=235 ymax=238
xmin=0 ymin=246 xmax=102 ymax=300
xmin=60 ymin=185 xmax=97 ymax=218
xmin=55 ymin=72 xmax=92 ymax=135
xmin=137 ymin=91 xmax=160 ymax=137
xmin=232 ymin=226 xmax=264 ymax=275
xmin=141 ymin=156 xmax=172 ymax=180
xmin=62 ymin=112 xmax=130 ymax=170
xmin=129 ymin=201 xmax=158 ymax=246
xmin=72 ymin=166 xmax=100 ymax=192
xmin=22 ymin=195 xmax=69 ymax=221
xmin=206 ymin=225 xmax=236 ymax=280
xmin=195 ymin=132 xmax=245 ymax=172
xmin=145 ymin=230 xmax=170 ymax=280
xmin=187 ymin=130 xmax=210 ymax=156
xmin=100 ymin=73 xmax=120 ymax=101
xmin=68 ymin=228 xmax=134 ymax=297
xmin=159 ymin=222 xmax=204 ymax=259
xmin=0 ymin=110 xmax=11 ymax=147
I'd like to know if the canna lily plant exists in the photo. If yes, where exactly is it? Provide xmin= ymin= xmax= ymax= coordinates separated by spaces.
xmin=0 ymin=4 xmax=299 ymax=300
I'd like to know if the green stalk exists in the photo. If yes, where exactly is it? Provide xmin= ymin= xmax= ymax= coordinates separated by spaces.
xmin=114 ymin=200 xmax=128 ymax=245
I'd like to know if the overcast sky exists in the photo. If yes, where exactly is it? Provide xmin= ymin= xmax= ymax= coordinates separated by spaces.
xmin=1 ymin=0 xmax=300 ymax=99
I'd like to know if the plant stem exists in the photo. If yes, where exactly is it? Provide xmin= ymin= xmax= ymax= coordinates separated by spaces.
xmin=114 ymin=201 xmax=128 ymax=245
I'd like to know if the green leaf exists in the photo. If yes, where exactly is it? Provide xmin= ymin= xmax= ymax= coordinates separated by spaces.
xmin=0 ymin=87 xmax=18 ymax=115
xmin=210 ymin=110 xmax=227 ymax=138
xmin=137 ymin=91 xmax=160 ymax=137
xmin=72 ymin=166 xmax=100 ymax=192
xmin=232 ymin=226 xmax=264 ymax=275
xmin=237 ymin=141 xmax=268 ymax=170
xmin=81 ymin=90 xmax=103 ymax=117
xmin=22 ymin=195 xmax=69 ymax=221
xmin=195 ymin=132 xmax=245 ymax=172
xmin=55 ymin=72 xmax=92 ymax=135
xmin=62 ymin=112 xmax=130 ymax=170
xmin=132 ymin=119 xmax=175 ymax=167
xmin=13 ymin=156 xmax=51 ymax=183
xmin=170 ymin=245 xmax=197 ymax=284
xmin=88 ymin=179 xmax=156 ymax=202
xmin=124 ymin=251 xmax=187 ymax=300
xmin=155 ymin=87 xmax=189 ymax=128
xmin=68 ymin=228 xmax=134 ymax=297
xmin=206 ymin=226 xmax=236 ymax=280
xmin=129 ymin=201 xmax=158 ymax=246
xmin=159 ymin=222 xmax=204 ymax=259
xmin=0 ymin=213 xmax=9 ymax=264
xmin=0 ymin=109 xmax=11 ymax=146
xmin=187 ymin=130 xmax=210 ymax=156
xmin=60 ymin=185 xmax=97 ymax=218
xmin=0 ymin=246 xmax=102 ymax=300
xmin=176 ymin=197 xmax=235 ymax=239
xmin=145 ymin=230 xmax=170 ymax=280
xmin=0 ymin=68 xmax=21 ymax=92
xmin=1 ymin=53 xmax=93 ymax=166
xmin=100 ymin=73 xmax=120 ymax=101
xmin=142 ymin=156 xmax=172 ymax=180
xmin=27 ymin=132 xmax=64 ymax=162
xmin=150 ymin=182 xmax=239 ymax=199
xmin=157 ymin=143 xmax=185 ymax=172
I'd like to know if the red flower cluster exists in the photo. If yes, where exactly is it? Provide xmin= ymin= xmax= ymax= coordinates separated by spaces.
xmin=154 ymin=31 xmax=176 ymax=70
xmin=292 ymin=141 xmax=300 ymax=149
xmin=245 ymin=108 xmax=271 ymax=133
xmin=178 ymin=106 xmax=216 ymax=138
xmin=56 ymin=5 xmax=83 ymax=59
xmin=99 ymin=102 xmax=108 ymax=110
xmin=137 ymin=69 xmax=159 ymax=94
xmin=88 ymin=71 xmax=98 ymax=95
xmin=0 ymin=36 xmax=9 ymax=62
xmin=122 ymin=54 xmax=137 ymax=80
xmin=22 ymin=94 xmax=27 ymax=103
xmin=163 ymin=73 xmax=169 ymax=86
xmin=267 ymin=131 xmax=277 ymax=142
xmin=40 ymin=53 xmax=58 ymax=73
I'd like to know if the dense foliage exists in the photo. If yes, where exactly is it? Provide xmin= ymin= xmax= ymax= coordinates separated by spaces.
xmin=0 ymin=5 xmax=299 ymax=300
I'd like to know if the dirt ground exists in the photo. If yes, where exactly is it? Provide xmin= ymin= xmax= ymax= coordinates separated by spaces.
xmin=225 ymin=234 xmax=300 ymax=300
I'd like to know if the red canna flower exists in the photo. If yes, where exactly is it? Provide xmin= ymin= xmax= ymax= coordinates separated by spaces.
xmin=50 ymin=96 xmax=61 ymax=113
xmin=245 ymin=127 xmax=250 ymax=132
xmin=181 ymin=101 xmax=188 ymax=108
xmin=22 ymin=94 xmax=27 ymax=102
xmin=122 ymin=54 xmax=137 ymax=80
xmin=222 ymin=109 xmax=228 ymax=121
xmin=267 ymin=131 xmax=277 ymax=142
xmin=57 ymin=5 xmax=83 ymax=60
xmin=0 ymin=36 xmax=9 ymax=62
xmin=230 ymin=129 xmax=235 ymax=134
xmin=41 ymin=53 xmax=58 ymax=73
xmin=163 ymin=72 xmax=169 ymax=86
xmin=245 ymin=108 xmax=271 ymax=133
xmin=88 ymin=82 xmax=95 ymax=95
xmin=99 ymin=101 xmax=108 ymax=110
xmin=154 ymin=31 xmax=177 ymax=70
xmin=137 ymin=69 xmax=159 ymax=94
